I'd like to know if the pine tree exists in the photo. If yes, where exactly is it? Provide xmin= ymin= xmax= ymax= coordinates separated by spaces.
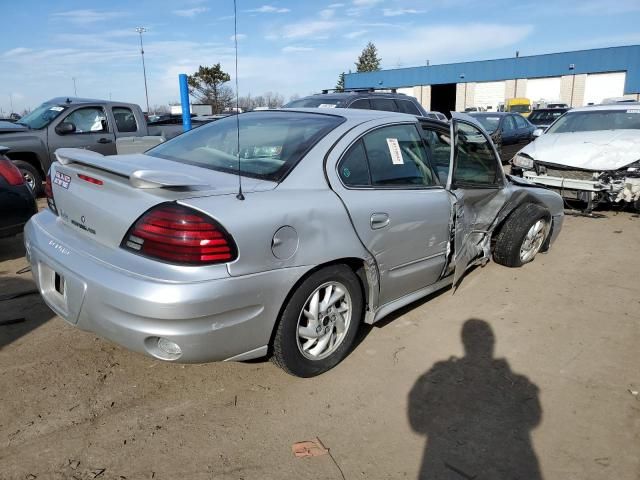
xmin=355 ymin=42 xmax=381 ymax=72
xmin=335 ymin=72 xmax=346 ymax=92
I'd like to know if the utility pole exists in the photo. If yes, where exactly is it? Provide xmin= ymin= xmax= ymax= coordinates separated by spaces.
xmin=72 ymin=77 xmax=77 ymax=96
xmin=136 ymin=26 xmax=150 ymax=113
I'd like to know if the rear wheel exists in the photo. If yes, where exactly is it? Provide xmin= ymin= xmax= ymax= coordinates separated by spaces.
xmin=272 ymin=265 xmax=363 ymax=377
xmin=13 ymin=160 xmax=42 ymax=196
xmin=493 ymin=203 xmax=551 ymax=268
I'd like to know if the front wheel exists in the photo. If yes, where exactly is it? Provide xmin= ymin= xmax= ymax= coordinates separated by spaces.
xmin=493 ymin=203 xmax=551 ymax=268
xmin=13 ymin=160 xmax=43 ymax=197
xmin=272 ymin=265 xmax=363 ymax=377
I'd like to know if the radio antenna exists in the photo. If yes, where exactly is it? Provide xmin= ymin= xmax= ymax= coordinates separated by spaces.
xmin=233 ymin=0 xmax=244 ymax=200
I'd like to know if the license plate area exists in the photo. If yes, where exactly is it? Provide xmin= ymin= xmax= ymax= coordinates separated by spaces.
xmin=37 ymin=261 xmax=86 ymax=325
xmin=54 ymin=272 xmax=65 ymax=296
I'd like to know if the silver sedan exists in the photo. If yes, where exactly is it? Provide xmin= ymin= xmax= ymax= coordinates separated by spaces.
xmin=24 ymin=109 xmax=564 ymax=377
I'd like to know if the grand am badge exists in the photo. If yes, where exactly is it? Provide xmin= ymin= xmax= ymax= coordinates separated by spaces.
xmin=53 ymin=171 xmax=71 ymax=189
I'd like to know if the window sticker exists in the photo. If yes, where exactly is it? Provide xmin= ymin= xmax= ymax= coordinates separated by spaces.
xmin=626 ymin=109 xmax=640 ymax=114
xmin=386 ymin=138 xmax=404 ymax=165
xmin=318 ymin=104 xmax=337 ymax=108
xmin=49 ymin=106 xmax=64 ymax=112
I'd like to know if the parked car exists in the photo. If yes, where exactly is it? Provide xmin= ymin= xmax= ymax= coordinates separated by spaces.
xmin=425 ymin=111 xmax=448 ymax=122
xmin=469 ymin=112 xmax=536 ymax=163
xmin=283 ymin=90 xmax=430 ymax=116
xmin=528 ymin=108 xmax=570 ymax=130
xmin=25 ymin=109 xmax=564 ymax=377
xmin=511 ymin=104 xmax=640 ymax=211
xmin=0 ymin=146 xmax=37 ymax=238
xmin=0 ymin=97 xmax=208 ymax=196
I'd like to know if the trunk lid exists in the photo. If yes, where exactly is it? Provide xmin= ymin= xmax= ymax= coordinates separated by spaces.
xmin=50 ymin=148 xmax=276 ymax=249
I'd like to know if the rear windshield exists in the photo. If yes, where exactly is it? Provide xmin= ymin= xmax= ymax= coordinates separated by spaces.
xmin=284 ymin=98 xmax=344 ymax=108
xmin=147 ymin=111 xmax=344 ymax=181
xmin=546 ymin=109 xmax=640 ymax=134
xmin=528 ymin=110 xmax=566 ymax=124
xmin=471 ymin=115 xmax=501 ymax=133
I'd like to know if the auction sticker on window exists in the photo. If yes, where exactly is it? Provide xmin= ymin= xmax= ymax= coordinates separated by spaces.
xmin=53 ymin=171 xmax=71 ymax=189
xmin=627 ymin=109 xmax=640 ymax=114
xmin=386 ymin=138 xmax=404 ymax=164
xmin=318 ymin=104 xmax=337 ymax=108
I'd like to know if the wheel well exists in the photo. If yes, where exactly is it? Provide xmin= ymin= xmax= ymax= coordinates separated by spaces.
xmin=267 ymin=257 xmax=369 ymax=354
xmin=6 ymin=152 xmax=44 ymax=175
xmin=491 ymin=200 xmax=551 ymax=251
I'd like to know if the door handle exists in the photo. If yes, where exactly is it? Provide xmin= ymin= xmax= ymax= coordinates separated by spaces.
xmin=97 ymin=138 xmax=112 ymax=144
xmin=370 ymin=213 xmax=390 ymax=230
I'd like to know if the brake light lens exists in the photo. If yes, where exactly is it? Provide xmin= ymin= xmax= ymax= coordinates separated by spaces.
xmin=45 ymin=173 xmax=58 ymax=215
xmin=0 ymin=159 xmax=24 ymax=186
xmin=121 ymin=203 xmax=237 ymax=265
xmin=78 ymin=173 xmax=103 ymax=185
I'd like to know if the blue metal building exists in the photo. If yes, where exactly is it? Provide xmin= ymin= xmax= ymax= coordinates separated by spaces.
xmin=344 ymin=45 xmax=640 ymax=113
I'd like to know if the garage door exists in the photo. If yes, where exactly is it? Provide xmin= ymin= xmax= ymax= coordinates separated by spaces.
xmin=584 ymin=72 xmax=626 ymax=105
xmin=526 ymin=77 xmax=561 ymax=104
xmin=474 ymin=81 xmax=505 ymax=111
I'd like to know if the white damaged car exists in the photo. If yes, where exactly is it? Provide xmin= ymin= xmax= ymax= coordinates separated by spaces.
xmin=511 ymin=104 xmax=640 ymax=211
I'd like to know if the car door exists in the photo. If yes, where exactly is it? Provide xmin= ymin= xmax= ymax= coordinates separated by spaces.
xmin=498 ymin=115 xmax=519 ymax=161
xmin=48 ymin=106 xmax=117 ymax=162
xmin=446 ymin=114 xmax=509 ymax=285
xmin=328 ymin=122 xmax=452 ymax=306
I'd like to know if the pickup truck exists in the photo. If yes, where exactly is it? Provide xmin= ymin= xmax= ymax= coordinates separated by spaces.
xmin=0 ymin=97 xmax=204 ymax=195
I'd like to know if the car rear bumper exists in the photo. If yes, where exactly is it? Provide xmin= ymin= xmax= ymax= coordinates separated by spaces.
xmin=24 ymin=213 xmax=309 ymax=363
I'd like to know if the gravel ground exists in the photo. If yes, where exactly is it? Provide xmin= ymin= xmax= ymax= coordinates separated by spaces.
xmin=0 ymin=209 xmax=638 ymax=480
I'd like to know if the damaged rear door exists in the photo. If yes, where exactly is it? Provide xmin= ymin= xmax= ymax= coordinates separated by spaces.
xmin=447 ymin=113 xmax=509 ymax=286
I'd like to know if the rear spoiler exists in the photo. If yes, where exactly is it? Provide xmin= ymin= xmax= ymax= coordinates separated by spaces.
xmin=54 ymin=148 xmax=207 ymax=189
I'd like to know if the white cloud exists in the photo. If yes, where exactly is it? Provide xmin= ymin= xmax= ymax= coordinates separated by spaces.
xmin=173 ymin=7 xmax=209 ymax=17
xmin=3 ymin=47 xmax=33 ymax=57
xmin=382 ymin=8 xmax=423 ymax=17
xmin=320 ymin=8 xmax=335 ymax=19
xmin=230 ymin=34 xmax=247 ymax=42
xmin=282 ymin=46 xmax=315 ymax=53
xmin=328 ymin=3 xmax=345 ymax=7
xmin=247 ymin=5 xmax=291 ymax=14
xmin=280 ymin=20 xmax=343 ymax=39
xmin=352 ymin=0 xmax=381 ymax=5
xmin=344 ymin=30 xmax=368 ymax=39
xmin=50 ymin=9 xmax=126 ymax=25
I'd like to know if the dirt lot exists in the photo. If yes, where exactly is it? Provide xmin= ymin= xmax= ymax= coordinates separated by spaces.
xmin=0 ymin=209 xmax=638 ymax=480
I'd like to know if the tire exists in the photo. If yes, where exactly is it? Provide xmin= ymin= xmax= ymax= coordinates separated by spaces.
xmin=493 ymin=203 xmax=551 ymax=268
xmin=272 ymin=265 xmax=363 ymax=377
xmin=12 ymin=160 xmax=43 ymax=197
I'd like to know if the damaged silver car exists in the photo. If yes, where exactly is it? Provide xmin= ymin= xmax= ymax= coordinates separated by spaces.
xmin=25 ymin=110 xmax=563 ymax=377
xmin=512 ymin=104 xmax=640 ymax=211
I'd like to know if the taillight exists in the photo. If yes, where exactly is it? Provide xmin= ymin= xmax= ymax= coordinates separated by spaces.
xmin=0 ymin=159 xmax=24 ymax=186
xmin=45 ymin=173 xmax=58 ymax=215
xmin=121 ymin=203 xmax=237 ymax=265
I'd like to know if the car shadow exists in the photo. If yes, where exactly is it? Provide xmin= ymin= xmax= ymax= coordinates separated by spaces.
xmin=408 ymin=318 xmax=543 ymax=479
xmin=0 ymin=233 xmax=27 ymax=263
xmin=0 ymin=275 xmax=54 ymax=350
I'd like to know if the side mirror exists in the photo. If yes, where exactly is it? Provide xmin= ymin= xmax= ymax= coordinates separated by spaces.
xmin=532 ymin=128 xmax=544 ymax=138
xmin=56 ymin=122 xmax=76 ymax=135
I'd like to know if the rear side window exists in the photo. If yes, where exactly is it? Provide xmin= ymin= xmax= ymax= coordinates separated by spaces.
xmin=349 ymin=98 xmax=371 ymax=109
xmin=338 ymin=141 xmax=370 ymax=186
xmin=502 ymin=116 xmax=516 ymax=132
xmin=370 ymin=98 xmax=398 ymax=112
xmin=513 ymin=115 xmax=528 ymax=128
xmin=148 ymin=112 xmax=345 ymax=182
xmin=363 ymin=124 xmax=435 ymax=187
xmin=113 ymin=107 xmax=138 ymax=132
xmin=396 ymin=100 xmax=421 ymax=115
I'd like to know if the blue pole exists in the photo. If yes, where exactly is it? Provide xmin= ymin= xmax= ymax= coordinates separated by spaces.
xmin=179 ymin=73 xmax=192 ymax=132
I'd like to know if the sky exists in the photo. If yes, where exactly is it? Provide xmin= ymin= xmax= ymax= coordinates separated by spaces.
xmin=2 ymin=0 xmax=640 ymax=113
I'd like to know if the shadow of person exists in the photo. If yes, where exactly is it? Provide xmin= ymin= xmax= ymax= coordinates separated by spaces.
xmin=408 ymin=319 xmax=542 ymax=480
